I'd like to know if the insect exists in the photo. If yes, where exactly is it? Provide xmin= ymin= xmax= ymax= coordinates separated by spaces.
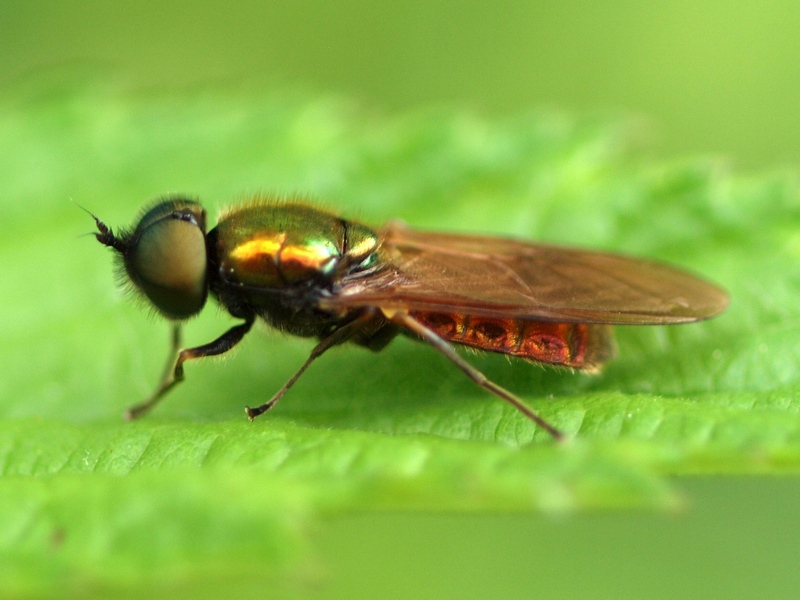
xmin=93 ymin=196 xmax=728 ymax=440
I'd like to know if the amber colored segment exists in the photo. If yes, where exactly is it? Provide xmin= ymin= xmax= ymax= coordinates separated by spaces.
xmin=279 ymin=243 xmax=337 ymax=281
xmin=229 ymin=234 xmax=286 ymax=264
xmin=413 ymin=312 xmax=464 ymax=338
xmin=517 ymin=322 xmax=577 ymax=366
xmin=226 ymin=234 xmax=285 ymax=283
xmin=409 ymin=311 xmax=612 ymax=370
xmin=225 ymin=233 xmax=340 ymax=284
xmin=460 ymin=316 xmax=520 ymax=354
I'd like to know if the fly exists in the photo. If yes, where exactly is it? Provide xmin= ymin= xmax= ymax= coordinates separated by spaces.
xmin=93 ymin=196 xmax=729 ymax=440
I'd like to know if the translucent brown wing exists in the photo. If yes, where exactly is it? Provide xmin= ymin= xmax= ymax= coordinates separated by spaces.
xmin=324 ymin=223 xmax=729 ymax=325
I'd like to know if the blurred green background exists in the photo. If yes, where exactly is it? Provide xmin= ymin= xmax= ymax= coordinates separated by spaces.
xmin=3 ymin=1 xmax=800 ymax=598
xmin=4 ymin=0 xmax=800 ymax=168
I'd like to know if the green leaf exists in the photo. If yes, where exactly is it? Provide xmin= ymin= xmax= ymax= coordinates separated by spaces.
xmin=1 ymin=78 xmax=797 ymax=594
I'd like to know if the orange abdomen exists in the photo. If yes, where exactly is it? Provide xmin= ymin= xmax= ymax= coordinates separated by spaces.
xmin=409 ymin=311 xmax=614 ymax=371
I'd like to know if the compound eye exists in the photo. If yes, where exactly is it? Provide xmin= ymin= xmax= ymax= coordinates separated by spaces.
xmin=128 ymin=210 xmax=208 ymax=320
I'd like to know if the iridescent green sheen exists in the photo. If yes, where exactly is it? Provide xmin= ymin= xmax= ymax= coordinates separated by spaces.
xmin=214 ymin=203 xmax=379 ymax=288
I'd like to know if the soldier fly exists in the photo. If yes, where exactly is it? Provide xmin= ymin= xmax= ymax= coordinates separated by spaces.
xmin=93 ymin=196 xmax=728 ymax=439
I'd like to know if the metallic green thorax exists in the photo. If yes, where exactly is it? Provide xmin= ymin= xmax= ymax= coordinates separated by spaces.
xmin=202 ymin=202 xmax=387 ymax=340
xmin=212 ymin=203 xmax=380 ymax=288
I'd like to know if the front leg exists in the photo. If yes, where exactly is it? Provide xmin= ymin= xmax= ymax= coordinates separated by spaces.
xmin=125 ymin=316 xmax=255 ymax=420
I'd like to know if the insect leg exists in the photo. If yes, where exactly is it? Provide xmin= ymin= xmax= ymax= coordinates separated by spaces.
xmin=388 ymin=311 xmax=564 ymax=440
xmin=245 ymin=310 xmax=377 ymax=420
xmin=125 ymin=316 xmax=255 ymax=420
